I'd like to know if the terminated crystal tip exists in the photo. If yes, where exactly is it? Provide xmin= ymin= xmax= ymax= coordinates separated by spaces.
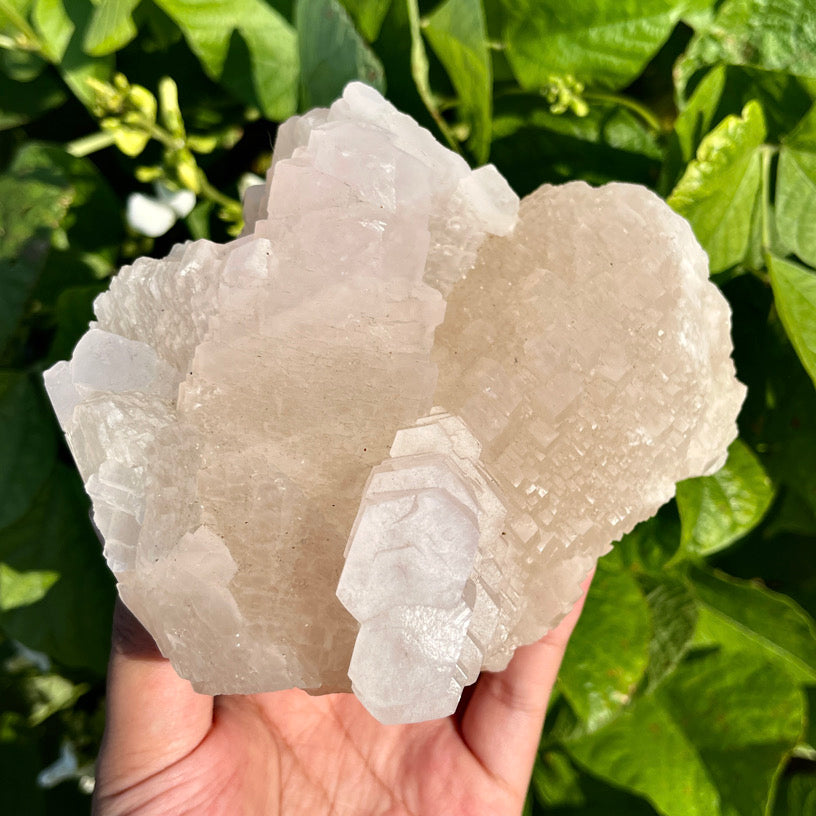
xmin=44 ymin=82 xmax=744 ymax=723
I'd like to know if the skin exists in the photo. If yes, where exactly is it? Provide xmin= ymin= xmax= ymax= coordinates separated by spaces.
xmin=92 ymin=574 xmax=591 ymax=816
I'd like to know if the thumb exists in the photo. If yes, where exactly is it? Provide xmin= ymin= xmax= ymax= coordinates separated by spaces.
xmin=94 ymin=600 xmax=214 ymax=797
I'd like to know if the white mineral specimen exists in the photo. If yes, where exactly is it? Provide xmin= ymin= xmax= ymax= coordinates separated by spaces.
xmin=44 ymin=82 xmax=745 ymax=724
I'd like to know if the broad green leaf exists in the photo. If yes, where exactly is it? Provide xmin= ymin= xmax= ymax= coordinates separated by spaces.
xmin=532 ymin=749 xmax=659 ymax=814
xmin=31 ymin=0 xmax=74 ymax=61
xmin=768 ymin=256 xmax=816 ymax=387
xmin=0 ymin=374 xmax=57 ymax=528
xmin=756 ymin=319 xmax=816 ymax=517
xmin=423 ymin=0 xmax=491 ymax=162
xmin=777 ymin=152 xmax=816 ymax=270
xmin=773 ymin=773 xmax=816 ymax=816
xmin=340 ymin=0 xmax=391 ymax=41
xmin=640 ymin=576 xmax=697 ymax=690
xmin=296 ymin=0 xmax=385 ymax=109
xmin=676 ymin=438 xmax=775 ymax=556
xmin=491 ymin=94 xmax=661 ymax=194
xmin=777 ymin=104 xmax=816 ymax=269
xmin=155 ymin=0 xmax=298 ymax=120
xmin=663 ymin=66 xmax=812 ymax=196
xmin=668 ymin=100 xmax=766 ymax=273
xmin=610 ymin=510 xmax=681 ymax=573
xmin=0 ymin=464 xmax=115 ymax=675
xmin=82 ymin=0 xmax=140 ymax=55
xmin=34 ymin=0 xmax=114 ymax=106
xmin=570 ymin=686 xmax=720 ymax=815
xmin=504 ymin=0 xmax=691 ymax=92
xmin=37 ymin=144 xmax=123 ymax=256
xmin=673 ymin=65 xmax=727 ymax=164
xmin=569 ymin=649 xmax=804 ymax=816
xmin=558 ymin=560 xmax=651 ymax=731
xmin=676 ymin=0 xmax=816 ymax=102
xmin=690 ymin=566 xmax=816 ymax=683
xmin=0 ymin=143 xmax=73 ymax=352
xmin=0 ymin=564 xmax=58 ymax=611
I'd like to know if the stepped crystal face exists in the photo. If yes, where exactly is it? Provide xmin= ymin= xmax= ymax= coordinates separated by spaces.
xmin=44 ymin=83 xmax=745 ymax=724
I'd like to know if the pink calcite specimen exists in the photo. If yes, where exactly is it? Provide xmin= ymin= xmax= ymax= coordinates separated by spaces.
xmin=45 ymin=83 xmax=745 ymax=723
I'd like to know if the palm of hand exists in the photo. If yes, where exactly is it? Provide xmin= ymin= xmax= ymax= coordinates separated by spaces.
xmin=93 ymin=589 xmax=589 ymax=816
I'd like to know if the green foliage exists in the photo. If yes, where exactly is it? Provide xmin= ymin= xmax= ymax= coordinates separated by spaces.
xmin=2 ymin=0 xmax=816 ymax=811
xmin=676 ymin=438 xmax=775 ymax=556
xmin=297 ymin=0 xmax=384 ymax=108
xmin=423 ymin=0 xmax=491 ymax=161
xmin=668 ymin=100 xmax=767 ymax=273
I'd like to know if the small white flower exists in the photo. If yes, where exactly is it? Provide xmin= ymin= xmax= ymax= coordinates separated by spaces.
xmin=155 ymin=182 xmax=196 ymax=218
xmin=126 ymin=192 xmax=177 ymax=237
xmin=126 ymin=182 xmax=197 ymax=237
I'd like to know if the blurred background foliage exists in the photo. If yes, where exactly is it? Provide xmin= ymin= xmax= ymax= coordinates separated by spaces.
xmin=1 ymin=0 xmax=816 ymax=813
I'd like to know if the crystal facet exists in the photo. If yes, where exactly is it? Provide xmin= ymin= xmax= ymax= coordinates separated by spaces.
xmin=44 ymin=83 xmax=745 ymax=723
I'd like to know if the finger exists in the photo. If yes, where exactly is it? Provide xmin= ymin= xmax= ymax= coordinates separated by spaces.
xmin=459 ymin=571 xmax=592 ymax=797
xmin=95 ymin=600 xmax=214 ymax=792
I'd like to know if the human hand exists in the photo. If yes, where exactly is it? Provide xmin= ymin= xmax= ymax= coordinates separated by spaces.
xmin=93 ymin=574 xmax=591 ymax=816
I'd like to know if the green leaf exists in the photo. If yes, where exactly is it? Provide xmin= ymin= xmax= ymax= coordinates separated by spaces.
xmin=640 ymin=576 xmax=698 ymax=690
xmin=673 ymin=64 xmax=727 ymax=165
xmin=339 ymin=0 xmax=391 ymax=41
xmin=491 ymin=94 xmax=661 ymax=194
xmin=504 ymin=0 xmax=692 ymax=92
xmin=768 ymin=255 xmax=816 ymax=388
xmin=423 ymin=0 xmax=491 ymax=162
xmin=32 ymin=0 xmax=74 ymax=61
xmin=773 ymin=772 xmax=816 ymax=816
xmin=0 ymin=464 xmax=115 ymax=675
xmin=532 ymin=749 xmax=660 ymax=814
xmin=569 ymin=649 xmax=804 ymax=816
xmin=0 ymin=564 xmax=58 ymax=611
xmin=558 ymin=559 xmax=651 ymax=730
xmin=34 ymin=0 xmax=114 ymax=107
xmin=690 ymin=566 xmax=816 ymax=683
xmin=296 ymin=0 xmax=385 ymax=109
xmin=22 ymin=673 xmax=87 ymax=725
xmin=610 ymin=510 xmax=681 ymax=573
xmin=0 ymin=143 xmax=73 ymax=352
xmin=776 ymin=103 xmax=816 ymax=269
xmin=0 ymin=374 xmax=57 ymax=529
xmin=668 ymin=100 xmax=767 ymax=273
xmin=82 ymin=0 xmax=140 ymax=55
xmin=676 ymin=0 xmax=816 ymax=102
xmin=155 ymin=0 xmax=298 ymax=120
xmin=676 ymin=438 xmax=775 ymax=556
xmin=777 ymin=161 xmax=816 ymax=270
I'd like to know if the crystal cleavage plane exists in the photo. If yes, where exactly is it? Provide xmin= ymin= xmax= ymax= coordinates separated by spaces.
xmin=44 ymin=83 xmax=746 ymax=724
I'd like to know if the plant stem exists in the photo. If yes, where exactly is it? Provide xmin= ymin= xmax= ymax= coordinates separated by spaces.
xmin=405 ymin=0 xmax=463 ymax=155
xmin=759 ymin=144 xmax=776 ymax=263
xmin=65 ymin=131 xmax=117 ymax=157
xmin=198 ymin=175 xmax=241 ymax=214
xmin=582 ymin=91 xmax=662 ymax=131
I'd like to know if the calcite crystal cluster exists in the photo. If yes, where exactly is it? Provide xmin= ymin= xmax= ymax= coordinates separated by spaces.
xmin=45 ymin=83 xmax=745 ymax=724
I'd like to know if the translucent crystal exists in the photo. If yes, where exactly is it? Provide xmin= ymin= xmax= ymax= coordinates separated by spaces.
xmin=44 ymin=83 xmax=745 ymax=724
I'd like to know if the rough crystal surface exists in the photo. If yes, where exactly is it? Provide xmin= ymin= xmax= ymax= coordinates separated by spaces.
xmin=44 ymin=82 xmax=745 ymax=723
